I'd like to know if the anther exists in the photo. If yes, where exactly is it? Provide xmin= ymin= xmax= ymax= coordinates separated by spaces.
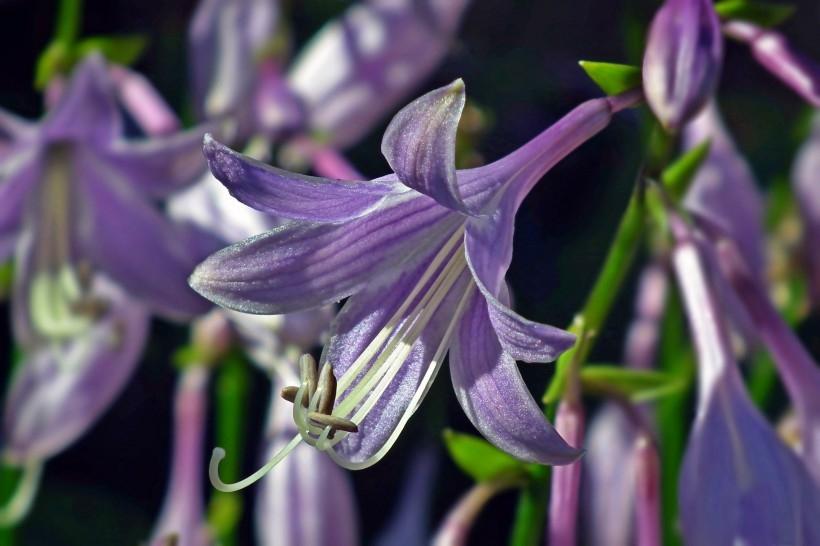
xmin=70 ymin=296 xmax=109 ymax=319
xmin=280 ymin=385 xmax=308 ymax=407
xmin=307 ymin=412 xmax=359 ymax=434
xmin=76 ymin=260 xmax=94 ymax=292
xmin=299 ymin=354 xmax=318 ymax=400
xmin=316 ymin=363 xmax=337 ymax=416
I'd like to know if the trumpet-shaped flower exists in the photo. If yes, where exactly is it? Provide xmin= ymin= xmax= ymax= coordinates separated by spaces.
xmin=793 ymin=113 xmax=820 ymax=303
xmin=191 ymin=80 xmax=641 ymax=489
xmin=643 ymin=0 xmax=723 ymax=131
xmin=672 ymin=223 xmax=820 ymax=545
xmin=0 ymin=55 xmax=212 ymax=465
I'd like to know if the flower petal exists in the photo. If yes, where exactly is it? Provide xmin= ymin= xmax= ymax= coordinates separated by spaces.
xmin=465 ymin=199 xmax=575 ymax=363
xmin=449 ymin=292 xmax=582 ymax=465
xmin=326 ymin=254 xmax=472 ymax=464
xmin=382 ymin=80 xmax=472 ymax=213
xmin=41 ymin=54 xmax=122 ymax=146
xmin=203 ymin=135 xmax=395 ymax=222
xmin=97 ymin=125 xmax=212 ymax=199
xmin=0 ymin=108 xmax=35 ymax=159
xmin=79 ymin=149 xmax=214 ymax=319
xmin=190 ymin=191 xmax=460 ymax=315
xmin=0 ymin=150 xmax=39 ymax=261
xmin=3 ymin=278 xmax=149 ymax=463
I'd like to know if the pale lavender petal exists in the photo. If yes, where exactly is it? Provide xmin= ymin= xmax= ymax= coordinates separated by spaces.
xmin=327 ymin=254 xmax=471 ymax=464
xmin=188 ymin=0 xmax=280 ymax=118
xmin=382 ymin=80 xmax=470 ymax=213
xmin=431 ymin=479 xmax=515 ymax=546
xmin=257 ymin=382 xmax=358 ymax=546
xmin=0 ymin=108 xmax=35 ymax=159
xmin=634 ymin=436 xmax=661 ymax=546
xmin=674 ymin=232 xmax=820 ymax=546
xmin=203 ymin=135 xmax=395 ymax=222
xmin=3 ymin=278 xmax=149 ymax=462
xmin=624 ymin=263 xmax=668 ymax=369
xmin=108 ymin=65 xmax=181 ymax=137
xmin=548 ymin=400 xmax=585 ymax=546
xmin=793 ymin=114 xmax=820 ymax=303
xmin=253 ymin=60 xmax=306 ymax=137
xmin=190 ymin=192 xmax=460 ymax=315
xmin=643 ymin=0 xmax=723 ymax=130
xmin=0 ymin=150 xmax=39 ymax=261
xmin=449 ymin=292 xmax=581 ymax=465
xmin=684 ymin=102 xmax=766 ymax=276
xmin=725 ymin=22 xmax=820 ymax=107
xmin=79 ymin=149 xmax=213 ymax=319
xmin=717 ymin=239 xmax=820 ymax=483
xmin=286 ymin=0 xmax=470 ymax=148
xmin=97 ymin=125 xmax=211 ymax=199
xmin=150 ymin=367 xmax=211 ymax=546
xmin=41 ymin=55 xmax=122 ymax=145
xmin=582 ymin=405 xmax=636 ymax=546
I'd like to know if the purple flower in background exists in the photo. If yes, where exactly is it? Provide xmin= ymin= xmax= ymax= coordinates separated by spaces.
xmin=724 ymin=22 xmax=820 ymax=107
xmin=286 ymin=0 xmax=471 ymax=148
xmin=548 ymin=400 xmax=584 ymax=546
xmin=256 ymin=358 xmax=358 ymax=546
xmin=192 ymin=80 xmax=641 ymax=489
xmin=717 ymin=239 xmax=820 ymax=483
xmin=150 ymin=366 xmax=212 ymax=546
xmin=793 ymin=113 xmax=820 ymax=303
xmin=0 ymin=55 xmax=212 ymax=468
xmin=683 ymin=101 xmax=765 ymax=276
xmin=643 ymin=0 xmax=723 ymax=131
xmin=672 ymin=223 xmax=820 ymax=546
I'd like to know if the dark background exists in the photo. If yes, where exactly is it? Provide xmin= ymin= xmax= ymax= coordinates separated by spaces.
xmin=0 ymin=0 xmax=818 ymax=544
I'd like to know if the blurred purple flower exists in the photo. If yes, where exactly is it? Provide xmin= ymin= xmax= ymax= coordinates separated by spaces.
xmin=793 ymin=113 xmax=820 ymax=303
xmin=286 ymin=0 xmax=471 ymax=148
xmin=643 ymin=0 xmax=723 ymax=131
xmin=634 ymin=435 xmax=661 ymax=546
xmin=150 ymin=366 xmax=212 ymax=546
xmin=548 ymin=400 xmax=584 ymax=546
xmin=716 ymin=239 xmax=820 ymax=483
xmin=0 ymin=55 xmax=212 ymax=466
xmin=193 ymin=82 xmax=640 ymax=482
xmin=724 ymin=22 xmax=820 ymax=107
xmin=256 ymin=361 xmax=358 ymax=546
xmin=672 ymin=223 xmax=820 ymax=545
xmin=431 ymin=476 xmax=519 ymax=546
xmin=684 ymin=102 xmax=765 ymax=276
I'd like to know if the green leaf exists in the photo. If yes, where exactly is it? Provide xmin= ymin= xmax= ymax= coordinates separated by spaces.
xmin=34 ymin=41 xmax=73 ymax=90
xmin=578 ymin=61 xmax=642 ymax=96
xmin=661 ymin=139 xmax=711 ymax=200
xmin=443 ymin=429 xmax=527 ymax=483
xmin=715 ymin=0 xmax=796 ymax=27
xmin=76 ymin=34 xmax=148 ymax=66
xmin=580 ymin=365 xmax=688 ymax=402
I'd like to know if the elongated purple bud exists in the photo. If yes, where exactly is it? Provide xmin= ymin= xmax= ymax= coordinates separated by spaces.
xmin=715 ymin=238 xmax=820 ymax=482
xmin=643 ymin=0 xmax=723 ymax=131
xmin=109 ymin=65 xmax=181 ymax=136
xmin=548 ymin=400 xmax=585 ymax=546
xmin=150 ymin=366 xmax=211 ymax=546
xmin=725 ymin=22 xmax=820 ymax=107
xmin=625 ymin=263 xmax=668 ymax=370
xmin=634 ymin=436 xmax=661 ymax=546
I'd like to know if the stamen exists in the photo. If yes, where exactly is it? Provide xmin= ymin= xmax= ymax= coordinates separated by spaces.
xmin=208 ymin=434 xmax=303 ymax=493
xmin=280 ymin=386 xmax=300 ymax=404
xmin=307 ymin=412 xmax=359 ymax=433
xmin=299 ymin=354 xmax=318 ymax=400
xmin=0 ymin=460 xmax=43 ymax=527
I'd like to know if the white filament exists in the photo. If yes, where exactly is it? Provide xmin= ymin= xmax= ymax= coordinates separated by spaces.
xmin=0 ymin=460 xmax=43 ymax=527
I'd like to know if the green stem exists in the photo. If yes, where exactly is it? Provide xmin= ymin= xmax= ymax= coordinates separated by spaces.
xmin=207 ymin=352 xmax=249 ymax=546
xmin=0 ymin=466 xmax=22 ymax=546
xmin=509 ymin=182 xmax=646 ymax=546
xmin=55 ymin=0 xmax=83 ymax=45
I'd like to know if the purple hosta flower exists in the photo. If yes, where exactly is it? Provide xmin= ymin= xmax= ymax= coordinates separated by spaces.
xmin=684 ymin=101 xmax=765 ymax=276
xmin=193 ymin=80 xmax=642 ymax=487
xmin=634 ymin=435 xmax=661 ymax=546
xmin=793 ymin=113 xmax=820 ymax=303
xmin=716 ymin=238 xmax=820 ymax=483
xmin=642 ymin=0 xmax=723 ymax=131
xmin=286 ymin=0 xmax=470 ymax=148
xmin=672 ymin=221 xmax=820 ymax=545
xmin=724 ymin=22 xmax=820 ymax=107
xmin=0 ymin=55 xmax=211 ymax=466
xmin=188 ymin=0 xmax=281 ymax=120
xmin=108 ymin=65 xmax=181 ymax=137
xmin=150 ymin=366 xmax=212 ymax=546
xmin=256 ymin=357 xmax=358 ymax=546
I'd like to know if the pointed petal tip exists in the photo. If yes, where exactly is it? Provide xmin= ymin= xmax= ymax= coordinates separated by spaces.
xmin=450 ymin=78 xmax=466 ymax=93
